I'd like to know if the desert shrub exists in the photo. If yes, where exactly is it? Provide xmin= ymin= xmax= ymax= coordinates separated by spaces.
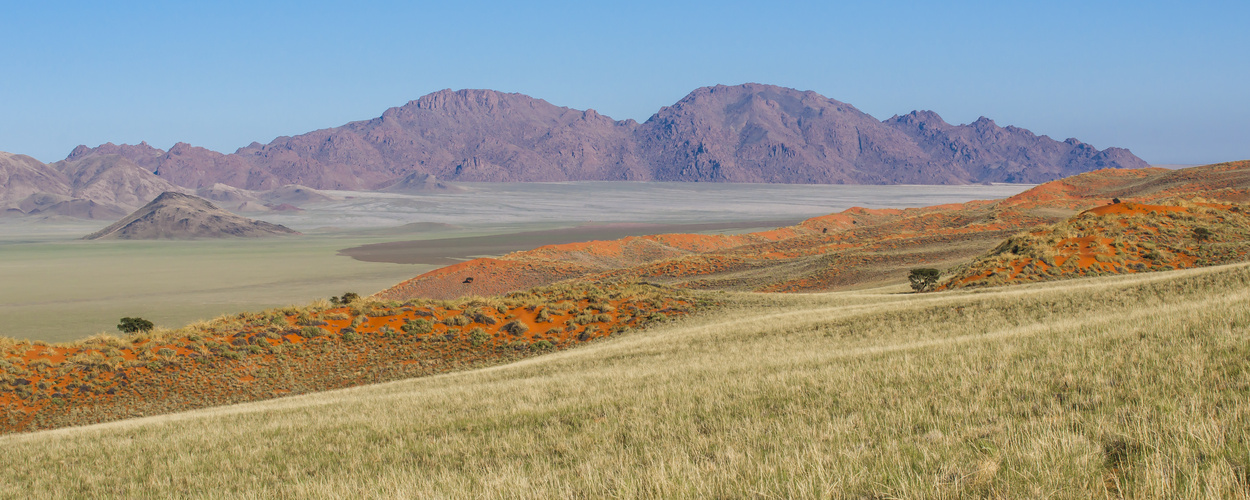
xmin=1193 ymin=227 xmax=1213 ymax=241
xmin=495 ymin=305 xmax=508 ymax=315
xmin=301 ymin=326 xmax=329 ymax=338
xmin=256 ymin=330 xmax=281 ymax=340
xmin=595 ymin=313 xmax=612 ymax=323
xmin=509 ymin=341 xmax=530 ymax=351
xmin=117 ymin=317 xmax=154 ymax=334
xmin=329 ymin=292 xmax=360 ymax=306
xmin=378 ymin=325 xmax=397 ymax=338
xmin=443 ymin=315 xmax=471 ymax=327
xmin=156 ymin=348 xmax=176 ymax=357
xmin=535 ymin=308 xmax=551 ymax=323
xmin=322 ymin=312 xmax=350 ymax=321
xmin=402 ymin=319 xmax=433 ymax=335
xmin=573 ymin=314 xmax=595 ymax=325
xmin=500 ymin=320 xmax=529 ymax=336
xmin=443 ymin=330 xmax=460 ymax=342
xmin=466 ymin=309 xmax=497 ymax=325
xmin=545 ymin=328 xmax=562 ymax=336
xmin=468 ymin=327 xmax=490 ymax=347
xmin=366 ymin=308 xmax=398 ymax=318
xmin=350 ymin=315 xmax=366 ymax=328
xmin=341 ymin=330 xmax=360 ymax=342
xmin=533 ymin=340 xmax=554 ymax=351
xmin=578 ymin=326 xmax=599 ymax=342
xmin=908 ymin=268 xmax=941 ymax=292
xmin=646 ymin=312 xmax=668 ymax=323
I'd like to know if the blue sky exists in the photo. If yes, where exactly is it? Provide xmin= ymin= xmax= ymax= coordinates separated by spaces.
xmin=1 ymin=1 xmax=1246 ymax=164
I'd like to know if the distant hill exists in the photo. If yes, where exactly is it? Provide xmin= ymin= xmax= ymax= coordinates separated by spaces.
xmin=61 ymin=83 xmax=1147 ymax=190
xmin=84 ymin=192 xmax=299 ymax=240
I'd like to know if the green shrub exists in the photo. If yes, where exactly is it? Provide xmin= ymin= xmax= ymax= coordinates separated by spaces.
xmin=117 ymin=317 xmax=154 ymax=334
xmin=402 ymin=319 xmax=433 ymax=335
xmin=533 ymin=340 xmax=554 ymax=351
xmin=1194 ymin=227 xmax=1213 ymax=241
xmin=443 ymin=315 xmax=471 ymax=327
xmin=468 ymin=328 xmax=490 ymax=347
xmin=301 ymin=326 xmax=328 ymax=338
xmin=341 ymin=330 xmax=360 ymax=342
xmin=329 ymin=292 xmax=360 ymax=306
xmin=156 ymin=348 xmax=176 ymax=357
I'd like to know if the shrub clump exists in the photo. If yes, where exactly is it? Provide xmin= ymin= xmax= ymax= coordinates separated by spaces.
xmin=117 ymin=317 xmax=154 ymax=334
xmin=500 ymin=320 xmax=529 ymax=336
xmin=329 ymin=292 xmax=359 ymax=306
xmin=301 ymin=326 xmax=329 ymax=338
xmin=468 ymin=328 xmax=490 ymax=347
xmin=402 ymin=319 xmax=433 ymax=335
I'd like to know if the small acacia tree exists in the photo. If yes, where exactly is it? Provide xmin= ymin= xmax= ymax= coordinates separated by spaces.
xmin=117 ymin=317 xmax=154 ymax=334
xmin=908 ymin=268 xmax=941 ymax=292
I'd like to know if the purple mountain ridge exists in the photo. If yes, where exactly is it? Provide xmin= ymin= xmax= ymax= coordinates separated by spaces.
xmin=29 ymin=84 xmax=1147 ymax=200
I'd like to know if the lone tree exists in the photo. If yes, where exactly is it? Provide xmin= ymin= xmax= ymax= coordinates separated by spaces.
xmin=908 ymin=268 xmax=941 ymax=292
xmin=117 ymin=317 xmax=154 ymax=334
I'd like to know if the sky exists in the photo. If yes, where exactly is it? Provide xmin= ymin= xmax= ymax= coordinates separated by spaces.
xmin=1 ymin=1 xmax=1246 ymax=165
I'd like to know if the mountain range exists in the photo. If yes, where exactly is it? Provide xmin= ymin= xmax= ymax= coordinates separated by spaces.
xmin=1 ymin=83 xmax=1148 ymax=218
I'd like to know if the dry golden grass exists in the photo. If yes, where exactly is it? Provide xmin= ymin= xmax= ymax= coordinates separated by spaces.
xmin=2 ymin=265 xmax=1249 ymax=498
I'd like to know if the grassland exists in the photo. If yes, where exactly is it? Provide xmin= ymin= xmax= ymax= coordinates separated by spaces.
xmin=2 ymin=264 xmax=1247 ymax=498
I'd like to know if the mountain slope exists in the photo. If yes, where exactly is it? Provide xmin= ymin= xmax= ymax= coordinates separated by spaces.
xmin=0 ymin=152 xmax=71 ymax=213
xmin=52 ymin=154 xmax=189 ymax=210
xmin=84 ymin=192 xmax=298 ymax=240
xmin=64 ymin=84 xmax=1148 ymax=190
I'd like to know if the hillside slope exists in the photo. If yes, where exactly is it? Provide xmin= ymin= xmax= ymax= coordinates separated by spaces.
xmin=379 ymin=161 xmax=1250 ymax=300
xmin=943 ymin=199 xmax=1250 ymax=288
xmin=3 ymin=265 xmax=1247 ymax=497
